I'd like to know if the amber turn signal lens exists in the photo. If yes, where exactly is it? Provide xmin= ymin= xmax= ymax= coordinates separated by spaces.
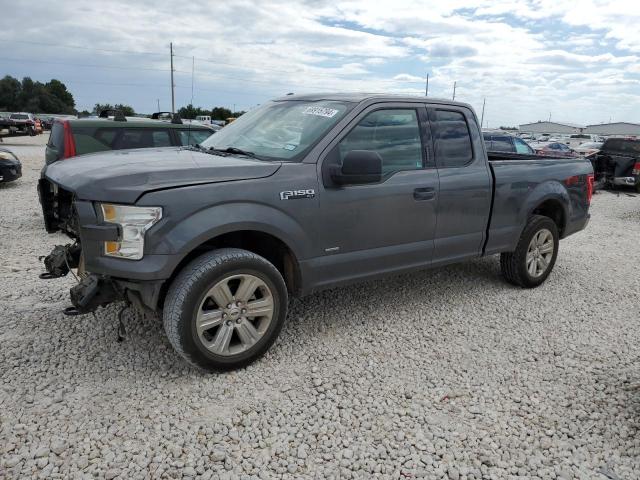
xmin=104 ymin=241 xmax=119 ymax=254
xmin=102 ymin=204 xmax=116 ymax=222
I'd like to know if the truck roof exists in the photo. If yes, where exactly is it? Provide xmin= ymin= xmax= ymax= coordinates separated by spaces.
xmin=274 ymin=92 xmax=474 ymax=110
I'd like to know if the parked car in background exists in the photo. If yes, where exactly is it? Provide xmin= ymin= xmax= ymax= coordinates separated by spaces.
xmin=574 ymin=141 xmax=603 ymax=157
xmin=40 ymin=117 xmax=55 ymax=130
xmin=0 ymin=147 xmax=22 ymax=183
xmin=588 ymin=138 xmax=640 ymax=192
xmin=9 ymin=113 xmax=39 ymax=136
xmin=532 ymin=142 xmax=578 ymax=158
xmin=39 ymin=93 xmax=593 ymax=371
xmin=45 ymin=114 xmax=217 ymax=164
xmin=483 ymin=132 xmax=536 ymax=154
xmin=568 ymin=134 xmax=593 ymax=148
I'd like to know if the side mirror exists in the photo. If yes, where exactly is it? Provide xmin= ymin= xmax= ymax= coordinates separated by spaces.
xmin=331 ymin=150 xmax=383 ymax=185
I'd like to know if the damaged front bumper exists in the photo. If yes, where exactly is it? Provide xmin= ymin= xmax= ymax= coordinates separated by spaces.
xmin=41 ymin=243 xmax=164 ymax=315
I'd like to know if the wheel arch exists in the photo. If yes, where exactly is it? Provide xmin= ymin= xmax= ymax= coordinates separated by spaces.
xmin=523 ymin=181 xmax=571 ymax=238
xmin=158 ymin=229 xmax=302 ymax=310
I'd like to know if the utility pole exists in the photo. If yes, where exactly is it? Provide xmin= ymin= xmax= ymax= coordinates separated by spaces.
xmin=480 ymin=98 xmax=486 ymax=129
xmin=170 ymin=42 xmax=175 ymax=114
xmin=233 ymin=103 xmax=236 ymax=114
xmin=452 ymin=81 xmax=457 ymax=100
xmin=425 ymin=73 xmax=429 ymax=97
xmin=156 ymin=99 xmax=160 ymax=112
xmin=548 ymin=112 xmax=551 ymax=122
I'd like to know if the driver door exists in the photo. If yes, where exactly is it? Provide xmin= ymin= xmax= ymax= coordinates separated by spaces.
xmin=312 ymin=104 xmax=439 ymax=288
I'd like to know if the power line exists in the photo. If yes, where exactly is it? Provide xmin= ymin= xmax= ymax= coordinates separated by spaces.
xmin=176 ymin=53 xmax=425 ymax=85
xmin=2 ymin=38 xmax=425 ymax=85
xmin=0 ymin=56 xmax=190 ymax=73
xmin=0 ymin=39 xmax=167 ymax=57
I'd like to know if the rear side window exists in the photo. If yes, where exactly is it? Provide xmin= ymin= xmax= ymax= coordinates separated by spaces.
xmin=178 ymin=129 xmax=214 ymax=146
xmin=48 ymin=122 xmax=65 ymax=157
xmin=432 ymin=110 xmax=473 ymax=167
xmin=489 ymin=136 xmax=514 ymax=152
xmin=112 ymin=129 xmax=171 ymax=150
xmin=152 ymin=131 xmax=172 ymax=147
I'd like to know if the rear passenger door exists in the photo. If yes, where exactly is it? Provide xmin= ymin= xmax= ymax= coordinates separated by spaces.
xmin=428 ymin=107 xmax=492 ymax=265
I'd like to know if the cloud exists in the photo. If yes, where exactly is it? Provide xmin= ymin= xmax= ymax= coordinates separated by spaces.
xmin=0 ymin=0 xmax=638 ymax=126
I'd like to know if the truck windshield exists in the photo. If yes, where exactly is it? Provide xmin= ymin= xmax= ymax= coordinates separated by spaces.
xmin=200 ymin=100 xmax=351 ymax=160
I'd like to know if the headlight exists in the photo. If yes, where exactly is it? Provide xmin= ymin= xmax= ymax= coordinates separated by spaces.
xmin=99 ymin=204 xmax=162 ymax=260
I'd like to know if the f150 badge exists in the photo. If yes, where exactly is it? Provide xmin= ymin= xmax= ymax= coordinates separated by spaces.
xmin=280 ymin=189 xmax=315 ymax=200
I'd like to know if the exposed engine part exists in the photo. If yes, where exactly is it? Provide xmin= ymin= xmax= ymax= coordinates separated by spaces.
xmin=40 ymin=243 xmax=81 ymax=279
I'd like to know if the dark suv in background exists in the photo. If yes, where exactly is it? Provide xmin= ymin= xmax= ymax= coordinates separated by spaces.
xmin=45 ymin=114 xmax=216 ymax=164
xmin=483 ymin=132 xmax=535 ymax=154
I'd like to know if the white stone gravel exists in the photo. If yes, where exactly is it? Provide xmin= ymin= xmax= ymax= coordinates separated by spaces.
xmin=1 ymin=135 xmax=639 ymax=480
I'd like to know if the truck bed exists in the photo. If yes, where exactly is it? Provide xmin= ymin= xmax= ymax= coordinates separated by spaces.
xmin=484 ymin=154 xmax=593 ymax=256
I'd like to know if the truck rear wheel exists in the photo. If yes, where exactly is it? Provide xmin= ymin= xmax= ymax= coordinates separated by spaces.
xmin=163 ymin=248 xmax=288 ymax=371
xmin=500 ymin=215 xmax=559 ymax=288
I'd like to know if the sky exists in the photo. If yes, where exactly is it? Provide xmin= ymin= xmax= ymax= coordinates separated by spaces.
xmin=1 ymin=0 xmax=640 ymax=127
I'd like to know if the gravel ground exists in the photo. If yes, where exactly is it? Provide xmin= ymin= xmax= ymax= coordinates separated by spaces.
xmin=1 ymin=135 xmax=639 ymax=480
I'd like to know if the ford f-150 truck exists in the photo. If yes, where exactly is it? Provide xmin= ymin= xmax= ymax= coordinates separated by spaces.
xmin=38 ymin=94 xmax=594 ymax=371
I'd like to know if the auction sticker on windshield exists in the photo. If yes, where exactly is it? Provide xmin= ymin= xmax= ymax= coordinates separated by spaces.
xmin=302 ymin=106 xmax=339 ymax=118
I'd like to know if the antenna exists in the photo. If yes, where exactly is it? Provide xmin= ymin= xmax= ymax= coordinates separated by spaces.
xmin=425 ymin=73 xmax=429 ymax=97
xmin=452 ymin=81 xmax=457 ymax=100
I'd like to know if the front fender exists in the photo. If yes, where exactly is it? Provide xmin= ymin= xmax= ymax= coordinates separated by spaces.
xmin=149 ymin=202 xmax=312 ymax=261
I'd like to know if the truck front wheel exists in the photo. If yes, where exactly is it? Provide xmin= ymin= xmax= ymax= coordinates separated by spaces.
xmin=500 ymin=215 xmax=559 ymax=288
xmin=163 ymin=248 xmax=288 ymax=371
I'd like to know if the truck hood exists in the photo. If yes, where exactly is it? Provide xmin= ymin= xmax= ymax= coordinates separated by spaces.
xmin=44 ymin=147 xmax=282 ymax=203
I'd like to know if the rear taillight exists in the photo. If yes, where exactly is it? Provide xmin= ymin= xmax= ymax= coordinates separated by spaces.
xmin=62 ymin=121 xmax=76 ymax=159
xmin=586 ymin=173 xmax=594 ymax=205
xmin=564 ymin=175 xmax=579 ymax=186
xmin=632 ymin=162 xmax=640 ymax=175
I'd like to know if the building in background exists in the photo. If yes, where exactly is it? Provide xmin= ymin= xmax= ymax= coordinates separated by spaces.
xmin=583 ymin=122 xmax=640 ymax=137
xmin=519 ymin=121 xmax=584 ymax=134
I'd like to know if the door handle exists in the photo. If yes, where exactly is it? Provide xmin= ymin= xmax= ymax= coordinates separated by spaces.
xmin=413 ymin=187 xmax=436 ymax=201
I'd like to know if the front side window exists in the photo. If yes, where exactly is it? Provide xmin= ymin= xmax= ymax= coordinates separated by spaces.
xmin=432 ymin=110 xmax=473 ymax=167
xmin=338 ymin=109 xmax=423 ymax=175
xmin=178 ymin=129 xmax=214 ymax=146
xmin=201 ymin=100 xmax=351 ymax=161
xmin=514 ymin=138 xmax=534 ymax=154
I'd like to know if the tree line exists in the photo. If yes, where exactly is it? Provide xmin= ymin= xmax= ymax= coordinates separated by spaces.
xmin=0 ymin=75 xmax=76 ymax=114
xmin=0 ymin=75 xmax=246 ymax=119
xmin=178 ymin=104 xmax=246 ymax=120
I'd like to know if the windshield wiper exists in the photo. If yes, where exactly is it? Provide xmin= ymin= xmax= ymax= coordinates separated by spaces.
xmin=208 ymin=146 xmax=258 ymax=158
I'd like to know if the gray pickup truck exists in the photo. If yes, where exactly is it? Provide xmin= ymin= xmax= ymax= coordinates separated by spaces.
xmin=39 ymin=94 xmax=593 ymax=371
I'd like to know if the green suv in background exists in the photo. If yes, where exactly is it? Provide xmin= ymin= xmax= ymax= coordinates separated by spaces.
xmin=45 ymin=113 xmax=216 ymax=164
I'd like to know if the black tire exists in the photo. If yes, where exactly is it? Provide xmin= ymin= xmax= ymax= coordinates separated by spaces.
xmin=163 ymin=248 xmax=288 ymax=371
xmin=500 ymin=215 xmax=559 ymax=288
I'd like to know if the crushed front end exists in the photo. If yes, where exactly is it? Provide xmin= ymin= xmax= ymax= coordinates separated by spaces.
xmin=38 ymin=179 xmax=161 ymax=315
